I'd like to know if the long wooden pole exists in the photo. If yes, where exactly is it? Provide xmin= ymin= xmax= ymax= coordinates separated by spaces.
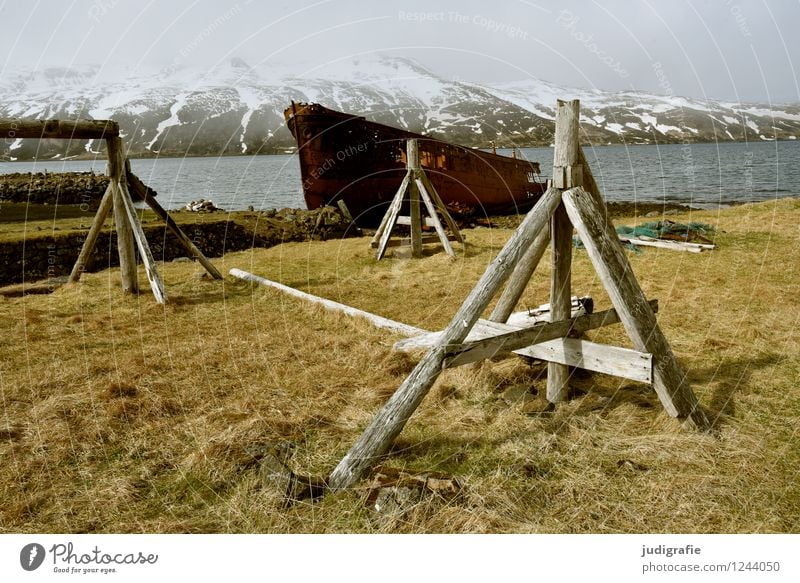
xmin=562 ymin=186 xmax=709 ymax=430
xmin=107 ymin=137 xmax=138 ymax=294
xmin=328 ymin=186 xmax=562 ymax=491
xmin=229 ymin=268 xmax=426 ymax=337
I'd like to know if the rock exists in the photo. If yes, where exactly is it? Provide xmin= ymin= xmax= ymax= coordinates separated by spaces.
xmin=645 ymin=211 xmax=660 ymax=217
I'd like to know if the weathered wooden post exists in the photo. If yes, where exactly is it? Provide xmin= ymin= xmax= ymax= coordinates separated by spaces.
xmin=107 ymin=136 xmax=139 ymax=294
xmin=547 ymin=99 xmax=580 ymax=403
xmin=328 ymin=186 xmax=561 ymax=491
xmin=407 ymin=140 xmax=423 ymax=258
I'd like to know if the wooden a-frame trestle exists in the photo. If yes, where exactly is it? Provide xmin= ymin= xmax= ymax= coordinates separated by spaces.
xmin=0 ymin=119 xmax=223 ymax=303
xmin=371 ymin=138 xmax=464 ymax=260
xmin=326 ymin=99 xmax=710 ymax=492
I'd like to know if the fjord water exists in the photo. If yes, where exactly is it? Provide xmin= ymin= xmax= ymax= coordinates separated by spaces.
xmin=1 ymin=140 xmax=797 ymax=211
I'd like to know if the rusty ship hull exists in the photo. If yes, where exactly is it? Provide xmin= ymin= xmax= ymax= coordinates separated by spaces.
xmin=284 ymin=102 xmax=547 ymax=225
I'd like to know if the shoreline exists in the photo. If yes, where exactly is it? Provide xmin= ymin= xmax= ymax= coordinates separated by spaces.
xmin=1 ymin=137 xmax=797 ymax=164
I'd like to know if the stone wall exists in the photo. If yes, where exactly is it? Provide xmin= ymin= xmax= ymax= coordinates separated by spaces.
xmin=0 ymin=206 xmax=359 ymax=285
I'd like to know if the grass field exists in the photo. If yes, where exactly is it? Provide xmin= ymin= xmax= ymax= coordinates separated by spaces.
xmin=0 ymin=198 xmax=798 ymax=533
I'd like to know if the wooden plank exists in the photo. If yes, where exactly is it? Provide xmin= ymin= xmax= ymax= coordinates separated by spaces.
xmin=441 ymin=300 xmax=659 ymax=368
xmin=416 ymin=178 xmax=454 ymax=257
xmin=126 ymin=165 xmax=223 ymax=279
xmin=327 ymin=186 xmax=563 ymax=492
xmin=394 ymin=302 xmax=593 ymax=352
xmin=516 ymin=338 xmax=652 ymax=383
xmin=0 ymin=119 xmax=119 ymax=140
xmin=370 ymin=234 xmax=458 ymax=249
xmin=562 ymin=185 xmax=709 ymax=429
xmin=547 ymin=203 xmax=573 ymax=402
xmin=618 ymin=236 xmax=711 ymax=253
xmin=107 ymin=137 xmax=138 ymax=294
xmin=118 ymin=180 xmax=167 ymax=304
xmin=229 ymin=268 xmax=426 ymax=337
xmin=488 ymin=227 xmax=550 ymax=323
xmin=396 ymin=216 xmax=439 ymax=227
xmin=68 ymin=182 xmax=114 ymax=282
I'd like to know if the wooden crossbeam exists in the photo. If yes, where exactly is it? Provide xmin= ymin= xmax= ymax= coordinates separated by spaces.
xmin=441 ymin=300 xmax=658 ymax=368
xmin=0 ymin=119 xmax=119 ymax=140
xmin=396 ymin=216 xmax=439 ymax=227
xmin=393 ymin=303 xmax=590 ymax=352
xmin=370 ymin=234 xmax=460 ymax=249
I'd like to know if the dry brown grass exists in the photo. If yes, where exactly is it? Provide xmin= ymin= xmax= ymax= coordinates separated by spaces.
xmin=1 ymin=198 xmax=798 ymax=533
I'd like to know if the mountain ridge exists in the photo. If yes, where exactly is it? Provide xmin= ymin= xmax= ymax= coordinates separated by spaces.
xmin=2 ymin=55 xmax=798 ymax=161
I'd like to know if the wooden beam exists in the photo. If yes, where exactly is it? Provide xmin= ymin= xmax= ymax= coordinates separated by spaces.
xmin=488 ymin=228 xmax=550 ymax=323
xmin=327 ymin=187 xmax=562 ymax=491
xmin=562 ymin=185 xmax=709 ymax=429
xmin=416 ymin=178 xmax=454 ymax=257
xmin=396 ymin=216 xmax=439 ymax=227
xmin=118 ymin=180 xmax=167 ymax=303
xmin=107 ymin=137 xmax=138 ymax=294
xmin=370 ymin=234 xmax=459 ymax=249
xmin=126 ymin=164 xmax=223 ymax=279
xmin=618 ymin=236 xmax=712 ymax=253
xmin=418 ymin=172 xmax=464 ymax=245
xmin=229 ymin=268 xmax=426 ymax=337
xmin=516 ymin=338 xmax=652 ymax=383
xmin=0 ymin=119 xmax=119 ymax=140
xmin=441 ymin=300 xmax=658 ymax=368
xmin=68 ymin=182 xmax=114 ymax=283
xmin=394 ymin=302 xmax=592 ymax=352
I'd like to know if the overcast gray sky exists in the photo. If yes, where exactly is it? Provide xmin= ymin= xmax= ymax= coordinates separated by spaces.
xmin=1 ymin=0 xmax=798 ymax=103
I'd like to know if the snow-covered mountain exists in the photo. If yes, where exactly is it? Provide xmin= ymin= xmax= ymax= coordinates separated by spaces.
xmin=2 ymin=55 xmax=798 ymax=161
